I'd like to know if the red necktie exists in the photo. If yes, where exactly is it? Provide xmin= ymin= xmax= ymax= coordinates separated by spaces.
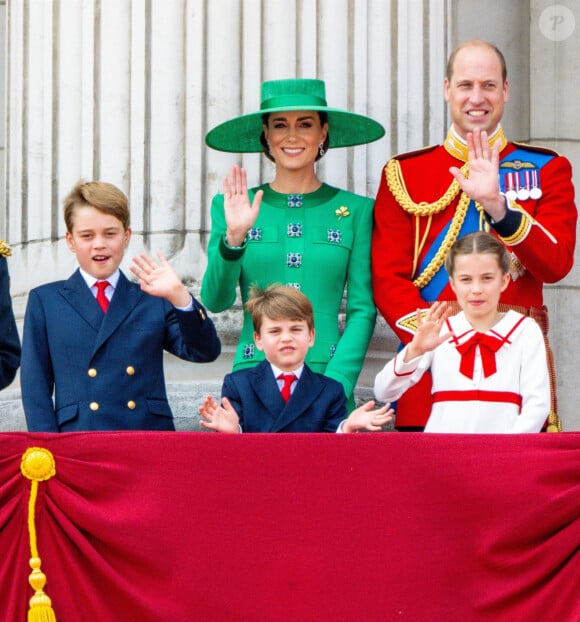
xmin=278 ymin=373 xmax=297 ymax=403
xmin=95 ymin=281 xmax=110 ymax=313
xmin=456 ymin=332 xmax=505 ymax=380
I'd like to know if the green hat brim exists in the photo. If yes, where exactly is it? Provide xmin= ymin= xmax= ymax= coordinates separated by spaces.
xmin=205 ymin=106 xmax=385 ymax=153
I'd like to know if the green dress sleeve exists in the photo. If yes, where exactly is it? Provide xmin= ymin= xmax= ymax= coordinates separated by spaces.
xmin=322 ymin=195 xmax=377 ymax=398
xmin=200 ymin=193 xmax=247 ymax=313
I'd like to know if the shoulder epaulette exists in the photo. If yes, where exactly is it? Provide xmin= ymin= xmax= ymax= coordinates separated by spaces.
xmin=0 ymin=240 xmax=12 ymax=258
xmin=392 ymin=144 xmax=439 ymax=162
xmin=512 ymin=141 xmax=560 ymax=157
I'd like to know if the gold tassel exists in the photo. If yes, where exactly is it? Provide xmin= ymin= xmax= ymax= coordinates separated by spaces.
xmin=0 ymin=239 xmax=12 ymax=258
xmin=20 ymin=448 xmax=58 ymax=622
xmin=546 ymin=411 xmax=562 ymax=433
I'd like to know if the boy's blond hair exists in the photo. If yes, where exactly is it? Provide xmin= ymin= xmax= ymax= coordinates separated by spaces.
xmin=64 ymin=180 xmax=130 ymax=232
xmin=245 ymin=284 xmax=315 ymax=333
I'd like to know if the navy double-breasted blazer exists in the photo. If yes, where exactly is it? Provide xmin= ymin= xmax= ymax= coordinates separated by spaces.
xmin=0 ymin=257 xmax=21 ymax=390
xmin=21 ymin=269 xmax=221 ymax=432
xmin=222 ymin=360 xmax=347 ymax=432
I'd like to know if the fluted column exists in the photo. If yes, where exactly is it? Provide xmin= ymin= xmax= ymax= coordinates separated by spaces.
xmin=4 ymin=0 xmax=448 ymax=297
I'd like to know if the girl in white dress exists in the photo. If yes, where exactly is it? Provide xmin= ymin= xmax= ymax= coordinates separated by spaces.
xmin=374 ymin=231 xmax=550 ymax=433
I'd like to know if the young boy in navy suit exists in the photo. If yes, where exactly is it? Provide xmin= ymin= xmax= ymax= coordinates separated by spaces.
xmin=21 ymin=180 xmax=221 ymax=432
xmin=199 ymin=285 xmax=392 ymax=433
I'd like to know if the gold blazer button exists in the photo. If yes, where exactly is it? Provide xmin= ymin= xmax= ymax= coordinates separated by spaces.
xmin=126 ymin=366 xmax=135 ymax=375
xmin=89 ymin=402 xmax=99 ymax=411
xmin=127 ymin=400 xmax=136 ymax=410
xmin=88 ymin=368 xmax=97 ymax=377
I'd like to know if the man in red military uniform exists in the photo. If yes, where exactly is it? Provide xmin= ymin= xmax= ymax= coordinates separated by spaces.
xmin=372 ymin=39 xmax=577 ymax=431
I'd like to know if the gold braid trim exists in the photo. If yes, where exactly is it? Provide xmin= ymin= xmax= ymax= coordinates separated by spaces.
xmin=412 ymin=192 xmax=479 ymax=288
xmin=0 ymin=240 xmax=12 ymax=258
xmin=385 ymin=158 xmax=468 ymax=216
xmin=386 ymin=158 xmax=477 ymax=289
xmin=499 ymin=218 xmax=529 ymax=246
xmin=498 ymin=200 xmax=531 ymax=245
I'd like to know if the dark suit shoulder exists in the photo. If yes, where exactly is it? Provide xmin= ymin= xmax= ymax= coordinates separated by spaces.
xmin=30 ymin=279 xmax=70 ymax=296
xmin=223 ymin=368 xmax=247 ymax=383
xmin=32 ymin=268 xmax=86 ymax=295
xmin=117 ymin=270 xmax=140 ymax=288
xmin=224 ymin=361 xmax=271 ymax=387
xmin=300 ymin=364 xmax=343 ymax=391
xmin=231 ymin=359 xmax=271 ymax=378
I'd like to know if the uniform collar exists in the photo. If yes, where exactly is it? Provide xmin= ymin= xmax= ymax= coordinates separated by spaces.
xmin=444 ymin=125 xmax=508 ymax=162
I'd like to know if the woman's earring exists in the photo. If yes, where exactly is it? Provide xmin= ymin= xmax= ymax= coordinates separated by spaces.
xmin=318 ymin=142 xmax=326 ymax=158
xmin=267 ymin=142 xmax=272 ymax=156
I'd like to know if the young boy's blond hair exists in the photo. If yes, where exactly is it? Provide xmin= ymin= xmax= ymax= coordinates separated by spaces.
xmin=63 ymin=180 xmax=130 ymax=232
xmin=245 ymin=284 xmax=315 ymax=333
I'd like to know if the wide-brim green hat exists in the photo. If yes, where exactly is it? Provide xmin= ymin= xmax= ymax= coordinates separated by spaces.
xmin=205 ymin=78 xmax=385 ymax=153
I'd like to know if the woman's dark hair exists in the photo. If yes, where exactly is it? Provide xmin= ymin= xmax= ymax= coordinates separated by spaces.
xmin=259 ymin=111 xmax=330 ymax=162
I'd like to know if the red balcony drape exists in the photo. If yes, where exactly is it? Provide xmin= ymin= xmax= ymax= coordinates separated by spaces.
xmin=1 ymin=432 xmax=579 ymax=621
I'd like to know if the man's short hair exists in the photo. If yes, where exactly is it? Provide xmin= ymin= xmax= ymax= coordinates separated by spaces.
xmin=446 ymin=39 xmax=507 ymax=83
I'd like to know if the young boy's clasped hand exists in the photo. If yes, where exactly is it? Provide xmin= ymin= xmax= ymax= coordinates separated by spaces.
xmin=199 ymin=396 xmax=240 ymax=434
xmin=200 ymin=394 xmax=394 ymax=434
xmin=341 ymin=400 xmax=394 ymax=433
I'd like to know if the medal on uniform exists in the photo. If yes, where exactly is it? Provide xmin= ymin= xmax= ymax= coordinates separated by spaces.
xmin=504 ymin=172 xmax=517 ymax=200
xmin=529 ymin=169 xmax=542 ymax=199
xmin=517 ymin=171 xmax=531 ymax=201
xmin=517 ymin=171 xmax=530 ymax=200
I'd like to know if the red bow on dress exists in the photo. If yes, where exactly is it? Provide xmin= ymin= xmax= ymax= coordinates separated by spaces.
xmin=455 ymin=332 xmax=505 ymax=380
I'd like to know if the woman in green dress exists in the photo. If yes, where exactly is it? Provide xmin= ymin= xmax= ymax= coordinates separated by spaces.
xmin=202 ymin=78 xmax=384 ymax=410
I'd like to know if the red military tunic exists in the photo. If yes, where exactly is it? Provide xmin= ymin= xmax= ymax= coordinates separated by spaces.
xmin=372 ymin=126 xmax=577 ymax=429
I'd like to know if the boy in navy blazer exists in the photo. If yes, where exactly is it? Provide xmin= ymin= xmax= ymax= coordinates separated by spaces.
xmin=21 ymin=180 xmax=221 ymax=432
xmin=0 ymin=247 xmax=21 ymax=390
xmin=199 ymin=285 xmax=392 ymax=433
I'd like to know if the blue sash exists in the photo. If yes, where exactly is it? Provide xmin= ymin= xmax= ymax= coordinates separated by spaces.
xmin=417 ymin=147 xmax=554 ymax=302
xmin=418 ymin=200 xmax=480 ymax=302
